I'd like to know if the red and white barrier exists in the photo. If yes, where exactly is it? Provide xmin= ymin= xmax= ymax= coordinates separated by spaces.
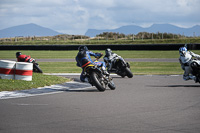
xmin=0 ymin=60 xmax=33 ymax=81
xmin=15 ymin=62 xmax=33 ymax=81
xmin=0 ymin=60 xmax=16 ymax=79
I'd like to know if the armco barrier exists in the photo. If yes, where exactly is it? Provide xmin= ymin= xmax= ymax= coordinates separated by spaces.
xmin=0 ymin=60 xmax=15 ymax=79
xmin=0 ymin=44 xmax=199 ymax=50
xmin=0 ymin=60 xmax=33 ymax=81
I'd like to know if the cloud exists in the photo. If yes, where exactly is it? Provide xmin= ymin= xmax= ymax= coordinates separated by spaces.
xmin=0 ymin=0 xmax=200 ymax=35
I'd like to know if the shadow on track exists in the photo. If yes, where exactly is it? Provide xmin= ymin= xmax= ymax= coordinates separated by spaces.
xmin=148 ymin=85 xmax=200 ymax=88
xmin=64 ymin=89 xmax=99 ymax=92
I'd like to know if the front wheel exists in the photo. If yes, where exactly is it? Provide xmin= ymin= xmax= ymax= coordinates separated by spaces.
xmin=33 ymin=63 xmax=43 ymax=73
xmin=125 ymin=67 xmax=133 ymax=78
xmin=91 ymin=71 xmax=106 ymax=92
xmin=108 ymin=81 xmax=116 ymax=90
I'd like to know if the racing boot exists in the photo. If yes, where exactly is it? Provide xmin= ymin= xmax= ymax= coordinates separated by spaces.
xmin=102 ymin=66 xmax=109 ymax=76
xmin=84 ymin=77 xmax=89 ymax=82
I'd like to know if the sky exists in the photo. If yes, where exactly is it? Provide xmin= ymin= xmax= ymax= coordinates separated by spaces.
xmin=0 ymin=0 xmax=200 ymax=35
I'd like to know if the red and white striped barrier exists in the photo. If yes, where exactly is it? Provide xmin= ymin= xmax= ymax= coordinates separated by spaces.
xmin=0 ymin=60 xmax=16 ymax=79
xmin=15 ymin=62 xmax=33 ymax=81
xmin=0 ymin=60 xmax=33 ymax=81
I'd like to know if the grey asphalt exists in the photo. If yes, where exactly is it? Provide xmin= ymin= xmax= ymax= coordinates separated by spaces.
xmin=0 ymin=74 xmax=200 ymax=133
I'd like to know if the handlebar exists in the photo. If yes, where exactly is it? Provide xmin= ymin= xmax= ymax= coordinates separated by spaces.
xmin=95 ymin=53 xmax=103 ymax=59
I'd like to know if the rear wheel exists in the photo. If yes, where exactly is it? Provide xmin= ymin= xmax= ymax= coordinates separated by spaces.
xmin=91 ymin=71 xmax=106 ymax=92
xmin=116 ymin=71 xmax=125 ymax=78
xmin=196 ymin=75 xmax=200 ymax=83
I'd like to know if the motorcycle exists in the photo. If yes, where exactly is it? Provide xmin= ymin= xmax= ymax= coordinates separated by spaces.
xmin=83 ymin=59 xmax=116 ymax=92
xmin=104 ymin=56 xmax=133 ymax=78
xmin=28 ymin=58 xmax=43 ymax=73
xmin=190 ymin=59 xmax=200 ymax=83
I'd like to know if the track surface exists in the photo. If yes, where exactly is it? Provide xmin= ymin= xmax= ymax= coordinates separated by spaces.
xmin=0 ymin=74 xmax=200 ymax=133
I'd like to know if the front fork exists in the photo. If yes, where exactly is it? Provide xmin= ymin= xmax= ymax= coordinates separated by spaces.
xmin=126 ymin=62 xmax=130 ymax=68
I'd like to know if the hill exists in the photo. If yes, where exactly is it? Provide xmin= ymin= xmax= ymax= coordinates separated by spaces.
xmin=0 ymin=23 xmax=62 ymax=38
xmin=85 ymin=24 xmax=200 ymax=37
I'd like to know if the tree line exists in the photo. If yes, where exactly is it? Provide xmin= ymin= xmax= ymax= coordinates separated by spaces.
xmin=0 ymin=32 xmax=194 ymax=43
xmin=96 ymin=32 xmax=187 ymax=40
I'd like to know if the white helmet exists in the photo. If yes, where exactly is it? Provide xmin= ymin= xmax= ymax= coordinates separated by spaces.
xmin=179 ymin=47 xmax=187 ymax=56
xmin=105 ymin=48 xmax=112 ymax=56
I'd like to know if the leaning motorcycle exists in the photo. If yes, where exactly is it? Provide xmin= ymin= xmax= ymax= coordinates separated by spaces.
xmin=83 ymin=62 xmax=116 ymax=92
xmin=28 ymin=58 xmax=43 ymax=73
xmin=190 ymin=59 xmax=200 ymax=83
xmin=105 ymin=56 xmax=133 ymax=78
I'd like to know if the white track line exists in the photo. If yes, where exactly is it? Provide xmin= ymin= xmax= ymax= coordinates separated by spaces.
xmin=0 ymin=81 xmax=92 ymax=99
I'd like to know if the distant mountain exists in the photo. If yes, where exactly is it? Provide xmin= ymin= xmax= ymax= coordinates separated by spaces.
xmin=0 ymin=23 xmax=62 ymax=38
xmin=85 ymin=24 xmax=200 ymax=37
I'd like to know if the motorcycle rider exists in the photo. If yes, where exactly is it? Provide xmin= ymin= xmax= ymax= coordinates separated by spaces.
xmin=104 ymin=48 xmax=124 ymax=72
xmin=75 ymin=45 xmax=108 ymax=82
xmin=179 ymin=47 xmax=200 ymax=81
xmin=16 ymin=52 xmax=43 ymax=73
xmin=16 ymin=52 xmax=32 ymax=62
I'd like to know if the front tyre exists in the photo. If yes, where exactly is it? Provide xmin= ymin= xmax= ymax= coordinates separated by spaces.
xmin=33 ymin=63 xmax=43 ymax=73
xmin=125 ymin=67 xmax=133 ymax=78
xmin=108 ymin=81 xmax=116 ymax=90
xmin=91 ymin=71 xmax=106 ymax=92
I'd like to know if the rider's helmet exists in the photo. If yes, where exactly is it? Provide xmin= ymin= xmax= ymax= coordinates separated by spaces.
xmin=78 ymin=45 xmax=88 ymax=52
xmin=105 ymin=48 xmax=112 ymax=57
xmin=179 ymin=47 xmax=187 ymax=56
xmin=16 ymin=52 xmax=21 ymax=58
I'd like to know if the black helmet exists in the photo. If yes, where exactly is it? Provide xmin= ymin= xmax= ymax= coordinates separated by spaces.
xmin=16 ymin=52 xmax=21 ymax=58
xmin=105 ymin=48 xmax=112 ymax=56
xmin=78 ymin=45 xmax=88 ymax=52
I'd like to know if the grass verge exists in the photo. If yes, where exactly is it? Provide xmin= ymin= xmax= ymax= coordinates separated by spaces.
xmin=131 ymin=62 xmax=183 ymax=75
xmin=0 ymin=73 xmax=71 ymax=92
xmin=2 ymin=50 xmax=200 ymax=59
xmin=39 ymin=62 xmax=183 ymax=75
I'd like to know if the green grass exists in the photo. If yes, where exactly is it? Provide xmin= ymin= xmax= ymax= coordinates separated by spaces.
xmin=0 ymin=73 xmax=71 ymax=92
xmin=1 ymin=50 xmax=200 ymax=59
xmin=131 ymin=62 xmax=183 ymax=75
xmin=38 ymin=62 xmax=183 ymax=75
xmin=40 ymin=62 xmax=81 ymax=73
xmin=0 ymin=50 xmax=77 ymax=59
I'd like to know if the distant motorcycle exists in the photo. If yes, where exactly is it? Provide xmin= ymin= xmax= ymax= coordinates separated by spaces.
xmin=190 ymin=59 xmax=200 ymax=83
xmin=104 ymin=56 xmax=133 ymax=78
xmin=83 ymin=58 xmax=116 ymax=92
xmin=28 ymin=58 xmax=43 ymax=73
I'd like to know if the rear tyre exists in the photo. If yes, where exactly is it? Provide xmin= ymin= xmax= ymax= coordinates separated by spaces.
xmin=116 ymin=71 xmax=125 ymax=78
xmin=196 ymin=75 xmax=200 ymax=83
xmin=91 ymin=71 xmax=106 ymax=92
